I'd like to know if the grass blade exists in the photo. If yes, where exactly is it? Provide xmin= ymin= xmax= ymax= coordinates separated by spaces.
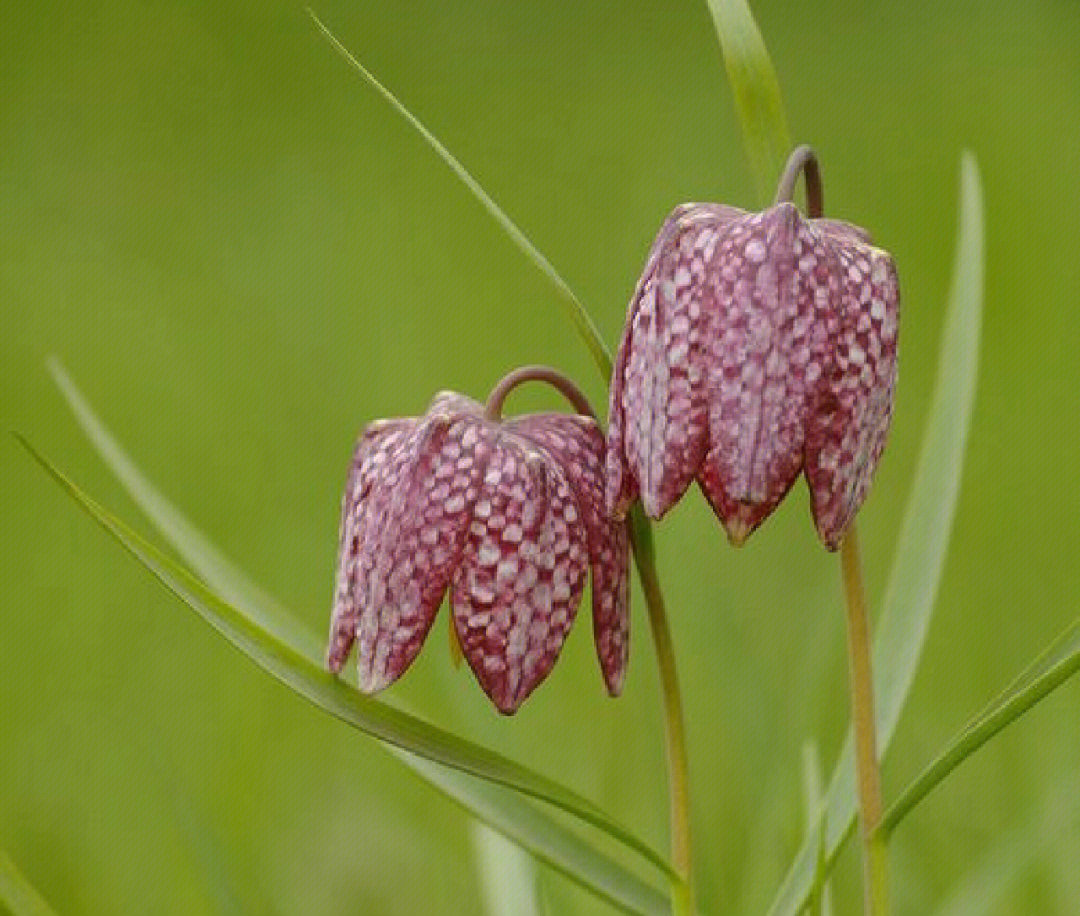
xmin=473 ymin=820 xmax=540 ymax=916
xmin=15 ymin=433 xmax=673 ymax=887
xmin=800 ymin=743 xmax=833 ymax=916
xmin=46 ymin=358 xmax=320 ymax=663
xmin=0 ymin=850 xmax=58 ymax=916
xmin=932 ymin=777 xmax=1079 ymax=916
xmin=703 ymin=0 xmax=792 ymax=204
xmin=767 ymin=151 xmax=984 ymax=915
xmin=416 ymin=752 xmax=668 ymax=916
xmin=882 ymin=618 xmax=1080 ymax=836
xmin=306 ymin=9 xmax=612 ymax=379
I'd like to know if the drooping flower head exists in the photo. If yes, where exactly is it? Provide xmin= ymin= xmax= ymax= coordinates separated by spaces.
xmin=327 ymin=367 xmax=629 ymax=714
xmin=606 ymin=146 xmax=899 ymax=549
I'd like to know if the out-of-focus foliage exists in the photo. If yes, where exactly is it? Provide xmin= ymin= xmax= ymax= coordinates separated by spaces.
xmin=3 ymin=2 xmax=1079 ymax=913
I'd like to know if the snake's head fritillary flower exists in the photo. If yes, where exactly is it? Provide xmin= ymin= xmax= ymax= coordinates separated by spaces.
xmin=606 ymin=148 xmax=899 ymax=549
xmin=327 ymin=371 xmax=629 ymax=714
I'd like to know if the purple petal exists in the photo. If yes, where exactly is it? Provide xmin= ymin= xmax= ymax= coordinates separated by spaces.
xmin=508 ymin=414 xmax=630 ymax=695
xmin=327 ymin=418 xmax=416 ymax=673
xmin=612 ymin=204 xmax=742 ymax=519
xmin=698 ymin=204 xmax=830 ymax=543
xmin=604 ymin=306 xmax=638 ymax=519
xmin=805 ymin=234 xmax=899 ymax=548
xmin=351 ymin=406 xmax=487 ymax=692
xmin=451 ymin=435 xmax=588 ymax=714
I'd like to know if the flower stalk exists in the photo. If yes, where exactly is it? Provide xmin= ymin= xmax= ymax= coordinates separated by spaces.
xmin=777 ymin=147 xmax=891 ymax=916
xmin=840 ymin=524 xmax=891 ymax=916
xmin=629 ymin=512 xmax=695 ymax=916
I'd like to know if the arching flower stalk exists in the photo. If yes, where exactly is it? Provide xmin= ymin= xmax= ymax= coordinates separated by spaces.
xmin=327 ymin=367 xmax=629 ymax=714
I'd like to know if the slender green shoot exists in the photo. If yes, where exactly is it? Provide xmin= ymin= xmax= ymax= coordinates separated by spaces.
xmin=0 ymin=850 xmax=58 ymax=916
xmin=305 ymin=8 xmax=612 ymax=378
xmin=881 ymin=617 xmax=1080 ymax=837
xmin=703 ymin=0 xmax=792 ymax=205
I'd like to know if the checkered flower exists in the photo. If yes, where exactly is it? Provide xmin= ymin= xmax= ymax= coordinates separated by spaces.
xmin=606 ymin=165 xmax=899 ymax=549
xmin=327 ymin=380 xmax=629 ymax=714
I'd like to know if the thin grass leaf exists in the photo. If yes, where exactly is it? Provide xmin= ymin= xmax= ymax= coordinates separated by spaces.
xmin=473 ymin=820 xmax=541 ymax=916
xmin=932 ymin=776 xmax=1079 ymax=916
xmin=0 ymin=850 xmax=58 ymax=916
xmin=46 ymin=358 xmax=320 ymax=663
xmin=703 ymin=0 xmax=792 ymax=204
xmin=15 ymin=433 xmax=673 ymax=887
xmin=767 ymin=151 xmax=984 ymax=916
xmin=413 ymin=752 xmax=668 ymax=916
xmin=800 ymin=743 xmax=833 ymax=916
xmin=882 ymin=618 xmax=1080 ymax=837
xmin=305 ymin=9 xmax=611 ymax=379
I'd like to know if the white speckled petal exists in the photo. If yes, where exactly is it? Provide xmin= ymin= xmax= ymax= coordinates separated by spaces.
xmin=451 ymin=434 xmax=588 ymax=714
xmin=699 ymin=203 xmax=825 ymax=543
xmin=327 ymin=418 xmax=416 ymax=673
xmin=610 ymin=204 xmax=743 ymax=520
xmin=508 ymin=414 xmax=630 ymax=695
xmin=804 ymin=233 xmax=899 ymax=548
xmin=352 ymin=403 xmax=488 ymax=692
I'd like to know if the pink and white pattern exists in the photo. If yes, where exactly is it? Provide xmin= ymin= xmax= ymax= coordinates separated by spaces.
xmin=328 ymin=392 xmax=630 ymax=713
xmin=606 ymin=202 xmax=899 ymax=549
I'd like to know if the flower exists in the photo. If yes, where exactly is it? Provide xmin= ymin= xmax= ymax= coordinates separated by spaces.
xmin=327 ymin=386 xmax=629 ymax=714
xmin=605 ymin=191 xmax=899 ymax=549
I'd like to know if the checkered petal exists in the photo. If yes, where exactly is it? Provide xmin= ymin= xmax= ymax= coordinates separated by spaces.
xmin=327 ymin=418 xmax=415 ymax=673
xmin=607 ymin=203 xmax=743 ymax=520
xmin=349 ymin=397 xmax=487 ymax=692
xmin=698 ymin=204 xmax=832 ymax=544
xmin=509 ymin=413 xmax=630 ymax=695
xmin=804 ymin=234 xmax=899 ymax=548
xmin=451 ymin=433 xmax=589 ymax=713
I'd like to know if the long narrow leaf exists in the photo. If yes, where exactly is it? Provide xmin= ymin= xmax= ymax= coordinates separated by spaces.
xmin=800 ymin=743 xmax=833 ymax=916
xmin=882 ymin=618 xmax=1080 ymax=836
xmin=46 ymin=358 xmax=320 ymax=663
xmin=932 ymin=776 xmax=1079 ymax=916
xmin=767 ymin=151 xmax=984 ymax=915
xmin=704 ymin=0 xmax=791 ymax=204
xmin=411 ymin=751 xmax=668 ymax=916
xmin=473 ymin=820 xmax=541 ymax=916
xmin=306 ymin=9 xmax=611 ymax=379
xmin=15 ymin=433 xmax=672 ymax=887
xmin=0 ymin=850 xmax=58 ymax=916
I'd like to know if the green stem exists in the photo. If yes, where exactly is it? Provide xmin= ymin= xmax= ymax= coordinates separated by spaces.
xmin=840 ymin=524 xmax=891 ymax=916
xmin=630 ymin=510 xmax=694 ymax=916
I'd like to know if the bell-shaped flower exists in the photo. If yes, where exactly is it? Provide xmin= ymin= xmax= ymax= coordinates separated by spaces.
xmin=606 ymin=157 xmax=898 ymax=549
xmin=327 ymin=376 xmax=629 ymax=714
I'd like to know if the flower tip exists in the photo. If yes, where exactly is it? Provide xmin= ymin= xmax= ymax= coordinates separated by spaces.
xmin=604 ymin=668 xmax=626 ymax=698
xmin=814 ymin=522 xmax=844 ymax=553
xmin=356 ymin=663 xmax=395 ymax=696
xmin=724 ymin=518 xmax=752 ymax=548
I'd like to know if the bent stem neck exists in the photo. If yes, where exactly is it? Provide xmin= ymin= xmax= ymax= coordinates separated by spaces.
xmin=484 ymin=364 xmax=596 ymax=421
xmin=774 ymin=145 xmax=824 ymax=218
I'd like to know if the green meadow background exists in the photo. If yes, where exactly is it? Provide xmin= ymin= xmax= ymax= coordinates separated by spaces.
xmin=4 ymin=1 xmax=1079 ymax=913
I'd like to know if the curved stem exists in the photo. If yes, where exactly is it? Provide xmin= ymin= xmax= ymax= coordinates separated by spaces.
xmin=485 ymin=364 xmax=596 ymax=421
xmin=774 ymin=144 xmax=823 ymax=218
xmin=630 ymin=511 xmax=695 ymax=916
xmin=841 ymin=524 xmax=891 ymax=916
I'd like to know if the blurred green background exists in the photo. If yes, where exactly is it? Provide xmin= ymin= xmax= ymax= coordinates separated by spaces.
xmin=4 ymin=1 xmax=1080 ymax=913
